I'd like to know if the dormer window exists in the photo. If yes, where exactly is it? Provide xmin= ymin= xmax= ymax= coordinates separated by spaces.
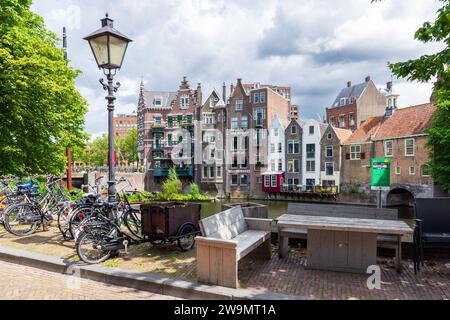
xmin=153 ymin=97 xmax=162 ymax=107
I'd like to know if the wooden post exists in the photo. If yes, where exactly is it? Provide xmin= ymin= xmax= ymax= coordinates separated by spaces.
xmin=66 ymin=147 xmax=72 ymax=191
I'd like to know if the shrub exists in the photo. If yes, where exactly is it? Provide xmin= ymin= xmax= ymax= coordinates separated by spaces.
xmin=162 ymin=168 xmax=182 ymax=195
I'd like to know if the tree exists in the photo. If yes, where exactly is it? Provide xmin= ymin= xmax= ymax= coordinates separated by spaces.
xmin=117 ymin=127 xmax=138 ymax=166
xmin=88 ymin=134 xmax=109 ymax=167
xmin=0 ymin=0 xmax=88 ymax=176
xmin=373 ymin=0 xmax=450 ymax=191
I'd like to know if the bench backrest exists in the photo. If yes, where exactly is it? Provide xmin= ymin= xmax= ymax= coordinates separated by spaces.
xmin=287 ymin=203 xmax=398 ymax=220
xmin=415 ymin=198 xmax=450 ymax=234
xmin=199 ymin=207 xmax=247 ymax=240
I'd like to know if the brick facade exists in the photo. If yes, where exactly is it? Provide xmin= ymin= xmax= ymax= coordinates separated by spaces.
xmin=114 ymin=114 xmax=137 ymax=138
xmin=285 ymin=120 xmax=303 ymax=189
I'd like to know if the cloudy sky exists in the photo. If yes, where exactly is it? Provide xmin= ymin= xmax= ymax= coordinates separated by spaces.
xmin=31 ymin=0 xmax=442 ymax=138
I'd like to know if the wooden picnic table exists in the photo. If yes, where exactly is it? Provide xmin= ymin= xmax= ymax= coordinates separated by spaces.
xmin=276 ymin=214 xmax=414 ymax=274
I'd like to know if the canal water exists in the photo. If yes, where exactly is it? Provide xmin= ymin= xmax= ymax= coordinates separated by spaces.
xmin=199 ymin=199 xmax=289 ymax=219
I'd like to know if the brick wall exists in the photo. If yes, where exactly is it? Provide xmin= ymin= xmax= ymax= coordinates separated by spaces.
xmin=374 ymin=136 xmax=433 ymax=186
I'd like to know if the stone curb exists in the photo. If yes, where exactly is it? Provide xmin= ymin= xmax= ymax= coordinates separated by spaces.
xmin=0 ymin=246 xmax=306 ymax=301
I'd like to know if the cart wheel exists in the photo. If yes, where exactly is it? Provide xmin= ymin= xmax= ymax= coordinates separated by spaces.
xmin=177 ymin=223 xmax=196 ymax=252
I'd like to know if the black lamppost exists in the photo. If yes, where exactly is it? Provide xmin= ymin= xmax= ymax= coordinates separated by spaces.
xmin=84 ymin=14 xmax=132 ymax=202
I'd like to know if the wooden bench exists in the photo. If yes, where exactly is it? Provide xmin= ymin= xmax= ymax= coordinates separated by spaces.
xmin=196 ymin=207 xmax=272 ymax=289
xmin=279 ymin=203 xmax=401 ymax=258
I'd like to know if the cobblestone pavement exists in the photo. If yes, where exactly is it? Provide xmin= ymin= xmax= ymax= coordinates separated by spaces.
xmin=239 ymin=248 xmax=450 ymax=300
xmin=0 ymin=261 xmax=179 ymax=300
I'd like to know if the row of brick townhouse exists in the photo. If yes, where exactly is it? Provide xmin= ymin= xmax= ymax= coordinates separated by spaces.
xmin=137 ymin=75 xmax=440 ymax=204
xmin=137 ymin=77 xmax=292 ymax=197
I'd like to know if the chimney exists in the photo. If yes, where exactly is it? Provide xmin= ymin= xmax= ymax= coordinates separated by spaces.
xmin=222 ymin=82 xmax=227 ymax=103
xmin=230 ymin=83 xmax=235 ymax=96
xmin=365 ymin=76 xmax=371 ymax=83
xmin=237 ymin=78 xmax=242 ymax=85
xmin=387 ymin=81 xmax=393 ymax=92
xmin=347 ymin=81 xmax=352 ymax=88
xmin=197 ymin=83 xmax=202 ymax=106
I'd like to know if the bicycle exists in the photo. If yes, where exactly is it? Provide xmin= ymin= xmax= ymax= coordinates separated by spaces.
xmin=3 ymin=177 xmax=68 ymax=236
xmin=66 ymin=177 xmax=133 ymax=240
xmin=75 ymin=193 xmax=143 ymax=264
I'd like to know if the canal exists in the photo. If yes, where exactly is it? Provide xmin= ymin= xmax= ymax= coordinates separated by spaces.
xmin=199 ymin=199 xmax=289 ymax=219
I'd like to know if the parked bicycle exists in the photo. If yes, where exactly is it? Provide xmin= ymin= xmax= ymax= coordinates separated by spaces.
xmin=75 ymin=193 xmax=143 ymax=264
xmin=3 ymin=176 xmax=68 ymax=236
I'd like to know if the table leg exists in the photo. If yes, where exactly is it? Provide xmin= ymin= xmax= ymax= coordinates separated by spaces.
xmin=279 ymin=234 xmax=289 ymax=259
xmin=396 ymin=235 xmax=402 ymax=273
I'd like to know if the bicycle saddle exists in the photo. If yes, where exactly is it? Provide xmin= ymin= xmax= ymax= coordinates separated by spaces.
xmin=86 ymin=194 xmax=102 ymax=201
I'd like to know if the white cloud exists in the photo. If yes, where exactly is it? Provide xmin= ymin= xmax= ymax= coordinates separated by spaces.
xmin=31 ymin=0 xmax=441 ymax=133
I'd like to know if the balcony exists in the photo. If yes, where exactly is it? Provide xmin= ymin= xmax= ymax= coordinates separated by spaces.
xmin=151 ymin=123 xmax=167 ymax=132
xmin=153 ymin=167 xmax=194 ymax=177
xmin=180 ymin=121 xmax=195 ymax=128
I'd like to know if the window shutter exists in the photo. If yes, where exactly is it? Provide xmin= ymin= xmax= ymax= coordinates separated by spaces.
xmin=361 ymin=153 xmax=366 ymax=160
xmin=345 ymin=153 xmax=350 ymax=160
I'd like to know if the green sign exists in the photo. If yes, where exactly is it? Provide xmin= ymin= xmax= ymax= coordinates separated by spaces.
xmin=371 ymin=158 xmax=391 ymax=190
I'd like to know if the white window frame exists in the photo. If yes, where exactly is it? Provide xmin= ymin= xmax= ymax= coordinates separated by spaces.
xmin=385 ymin=140 xmax=394 ymax=157
xmin=291 ymin=125 xmax=297 ymax=135
xmin=405 ymin=138 xmax=415 ymax=156
xmin=254 ymin=94 xmax=259 ymax=104
xmin=288 ymin=159 xmax=299 ymax=173
xmin=153 ymin=97 xmax=162 ymax=107
xmin=325 ymin=162 xmax=334 ymax=176
xmin=264 ymin=175 xmax=271 ymax=187
xmin=395 ymin=166 xmax=401 ymax=175
xmin=421 ymin=165 xmax=431 ymax=177
xmin=326 ymin=146 xmax=333 ymax=158
xmin=217 ymin=166 xmax=222 ymax=178
xmin=350 ymin=145 xmax=361 ymax=160
xmin=180 ymin=96 xmax=190 ymax=109
xmin=271 ymin=175 xmax=277 ymax=188
xmin=260 ymin=92 xmax=266 ymax=103
xmin=306 ymin=160 xmax=316 ymax=173
xmin=241 ymin=116 xmax=248 ymax=130
xmin=236 ymin=100 xmax=243 ymax=111
xmin=409 ymin=166 xmax=416 ymax=176
xmin=231 ymin=117 xmax=238 ymax=130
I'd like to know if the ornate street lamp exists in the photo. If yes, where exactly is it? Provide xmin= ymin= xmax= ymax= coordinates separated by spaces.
xmin=84 ymin=14 xmax=132 ymax=203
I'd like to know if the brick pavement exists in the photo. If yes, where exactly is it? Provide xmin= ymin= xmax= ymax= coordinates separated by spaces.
xmin=239 ymin=247 xmax=450 ymax=300
xmin=0 ymin=260 xmax=179 ymax=300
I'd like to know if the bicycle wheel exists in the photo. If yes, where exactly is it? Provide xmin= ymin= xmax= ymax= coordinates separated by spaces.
xmin=1 ymin=194 xmax=25 ymax=222
xmin=123 ymin=209 xmax=143 ymax=240
xmin=76 ymin=227 xmax=113 ymax=264
xmin=177 ymin=223 xmax=197 ymax=252
xmin=68 ymin=206 xmax=96 ymax=240
xmin=3 ymin=203 xmax=40 ymax=237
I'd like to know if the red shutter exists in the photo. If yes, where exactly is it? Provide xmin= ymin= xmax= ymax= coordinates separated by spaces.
xmin=361 ymin=152 xmax=366 ymax=160
xmin=345 ymin=153 xmax=350 ymax=160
